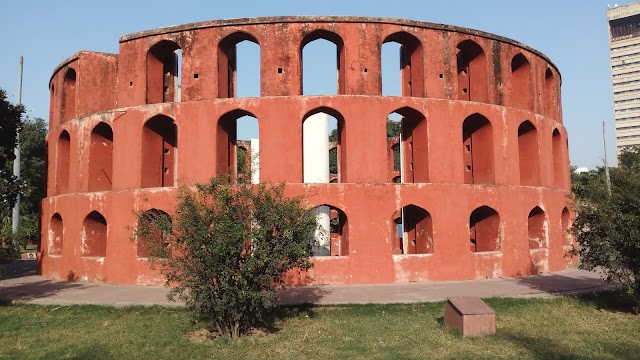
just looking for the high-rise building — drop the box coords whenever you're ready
[607,2,640,154]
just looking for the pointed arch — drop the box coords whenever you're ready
[301,30,345,95]
[310,204,348,256]
[518,120,540,186]
[141,115,177,188]
[389,107,428,183]
[469,206,501,252]
[217,32,260,98]
[302,107,346,182]
[511,53,531,109]
[146,40,181,104]
[528,206,547,249]
[82,211,107,257]
[392,204,433,255]
[382,32,424,97]
[462,113,494,184]
[552,129,564,188]
[56,130,71,194]
[49,213,63,255]
[137,209,172,258]
[561,207,572,245]
[88,122,113,191]
[216,109,259,183]
[457,40,487,102]
[544,68,557,117]
[62,67,77,121]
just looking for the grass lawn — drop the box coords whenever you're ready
[0,292,639,359]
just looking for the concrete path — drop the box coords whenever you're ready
[0,260,616,307]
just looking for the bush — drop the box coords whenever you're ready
[135,177,318,337]
[573,146,640,311]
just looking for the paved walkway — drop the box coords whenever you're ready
[0,260,616,307]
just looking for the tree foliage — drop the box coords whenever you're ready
[135,177,318,337]
[572,145,640,310]
[0,88,24,262]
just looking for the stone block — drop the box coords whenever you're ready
[444,296,496,336]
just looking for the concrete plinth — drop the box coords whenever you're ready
[444,296,496,336]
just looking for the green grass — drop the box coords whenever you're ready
[1,292,639,359]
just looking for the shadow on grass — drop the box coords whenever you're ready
[574,290,638,314]
[499,330,640,360]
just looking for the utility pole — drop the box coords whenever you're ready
[12,56,23,234]
[603,121,612,196]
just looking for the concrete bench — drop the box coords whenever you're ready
[444,296,496,336]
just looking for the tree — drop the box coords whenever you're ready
[14,118,47,247]
[573,145,640,310]
[0,88,24,262]
[135,176,318,337]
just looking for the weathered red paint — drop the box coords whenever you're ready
[40,17,576,285]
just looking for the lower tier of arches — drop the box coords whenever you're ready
[38,183,577,285]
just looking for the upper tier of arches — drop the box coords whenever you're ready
[48,17,562,129]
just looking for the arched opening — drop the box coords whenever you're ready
[49,213,63,255]
[544,68,556,117]
[301,30,344,95]
[552,129,563,188]
[311,205,348,256]
[216,110,259,183]
[470,206,501,252]
[49,84,55,121]
[511,53,531,109]
[389,139,401,182]
[457,40,487,102]
[303,111,338,184]
[82,211,107,257]
[392,205,433,255]
[561,207,572,245]
[218,32,260,98]
[146,40,182,104]
[141,115,177,188]
[303,108,345,183]
[518,120,540,186]
[56,131,71,194]
[462,113,494,184]
[137,209,172,258]
[382,32,424,97]
[62,68,77,121]
[389,108,428,183]
[88,122,113,191]
[528,206,546,249]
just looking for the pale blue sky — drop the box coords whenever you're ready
[0,0,627,169]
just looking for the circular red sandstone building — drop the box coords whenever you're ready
[40,17,576,285]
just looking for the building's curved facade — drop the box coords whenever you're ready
[40,16,576,285]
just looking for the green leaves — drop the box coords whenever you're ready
[135,176,317,337]
[573,147,640,311]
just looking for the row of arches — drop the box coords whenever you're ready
[51,31,559,124]
[53,107,567,194]
[145,34,556,106]
[47,205,573,258]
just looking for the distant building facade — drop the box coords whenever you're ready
[608,2,640,153]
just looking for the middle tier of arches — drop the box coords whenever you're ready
[47,96,570,197]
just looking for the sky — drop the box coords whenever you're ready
[0,0,629,169]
